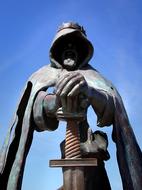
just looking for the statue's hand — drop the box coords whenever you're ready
[43,94,59,116]
[55,72,89,113]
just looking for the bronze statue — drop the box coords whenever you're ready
[0,22,142,190]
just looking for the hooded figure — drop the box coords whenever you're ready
[0,22,142,190]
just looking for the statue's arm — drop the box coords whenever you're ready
[88,87,114,127]
[32,91,59,132]
[54,71,115,127]
[32,72,114,130]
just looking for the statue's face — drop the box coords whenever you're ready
[62,43,78,71]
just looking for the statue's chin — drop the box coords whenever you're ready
[63,59,77,70]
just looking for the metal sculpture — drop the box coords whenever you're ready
[0,22,142,190]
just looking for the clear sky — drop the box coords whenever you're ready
[0,0,142,189]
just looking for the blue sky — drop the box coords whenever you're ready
[0,0,142,189]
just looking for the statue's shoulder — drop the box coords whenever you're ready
[29,64,58,81]
[20,64,60,92]
[80,64,117,95]
[26,64,60,87]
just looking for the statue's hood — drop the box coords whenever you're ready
[49,22,94,69]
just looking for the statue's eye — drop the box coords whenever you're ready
[68,43,72,48]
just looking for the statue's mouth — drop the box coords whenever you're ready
[63,58,77,70]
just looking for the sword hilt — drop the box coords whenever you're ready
[56,107,86,159]
[65,120,81,158]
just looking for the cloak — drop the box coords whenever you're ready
[0,22,142,190]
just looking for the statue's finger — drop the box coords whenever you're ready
[72,96,78,113]
[67,81,84,97]
[60,93,67,111]
[56,72,79,89]
[60,75,83,97]
[66,93,73,112]
[56,73,70,89]
[66,82,84,112]
[56,72,79,94]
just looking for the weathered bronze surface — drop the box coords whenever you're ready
[0,22,142,190]
[50,158,97,167]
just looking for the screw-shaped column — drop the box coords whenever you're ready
[65,120,81,159]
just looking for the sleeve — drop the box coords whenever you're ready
[89,88,114,127]
[33,91,59,132]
